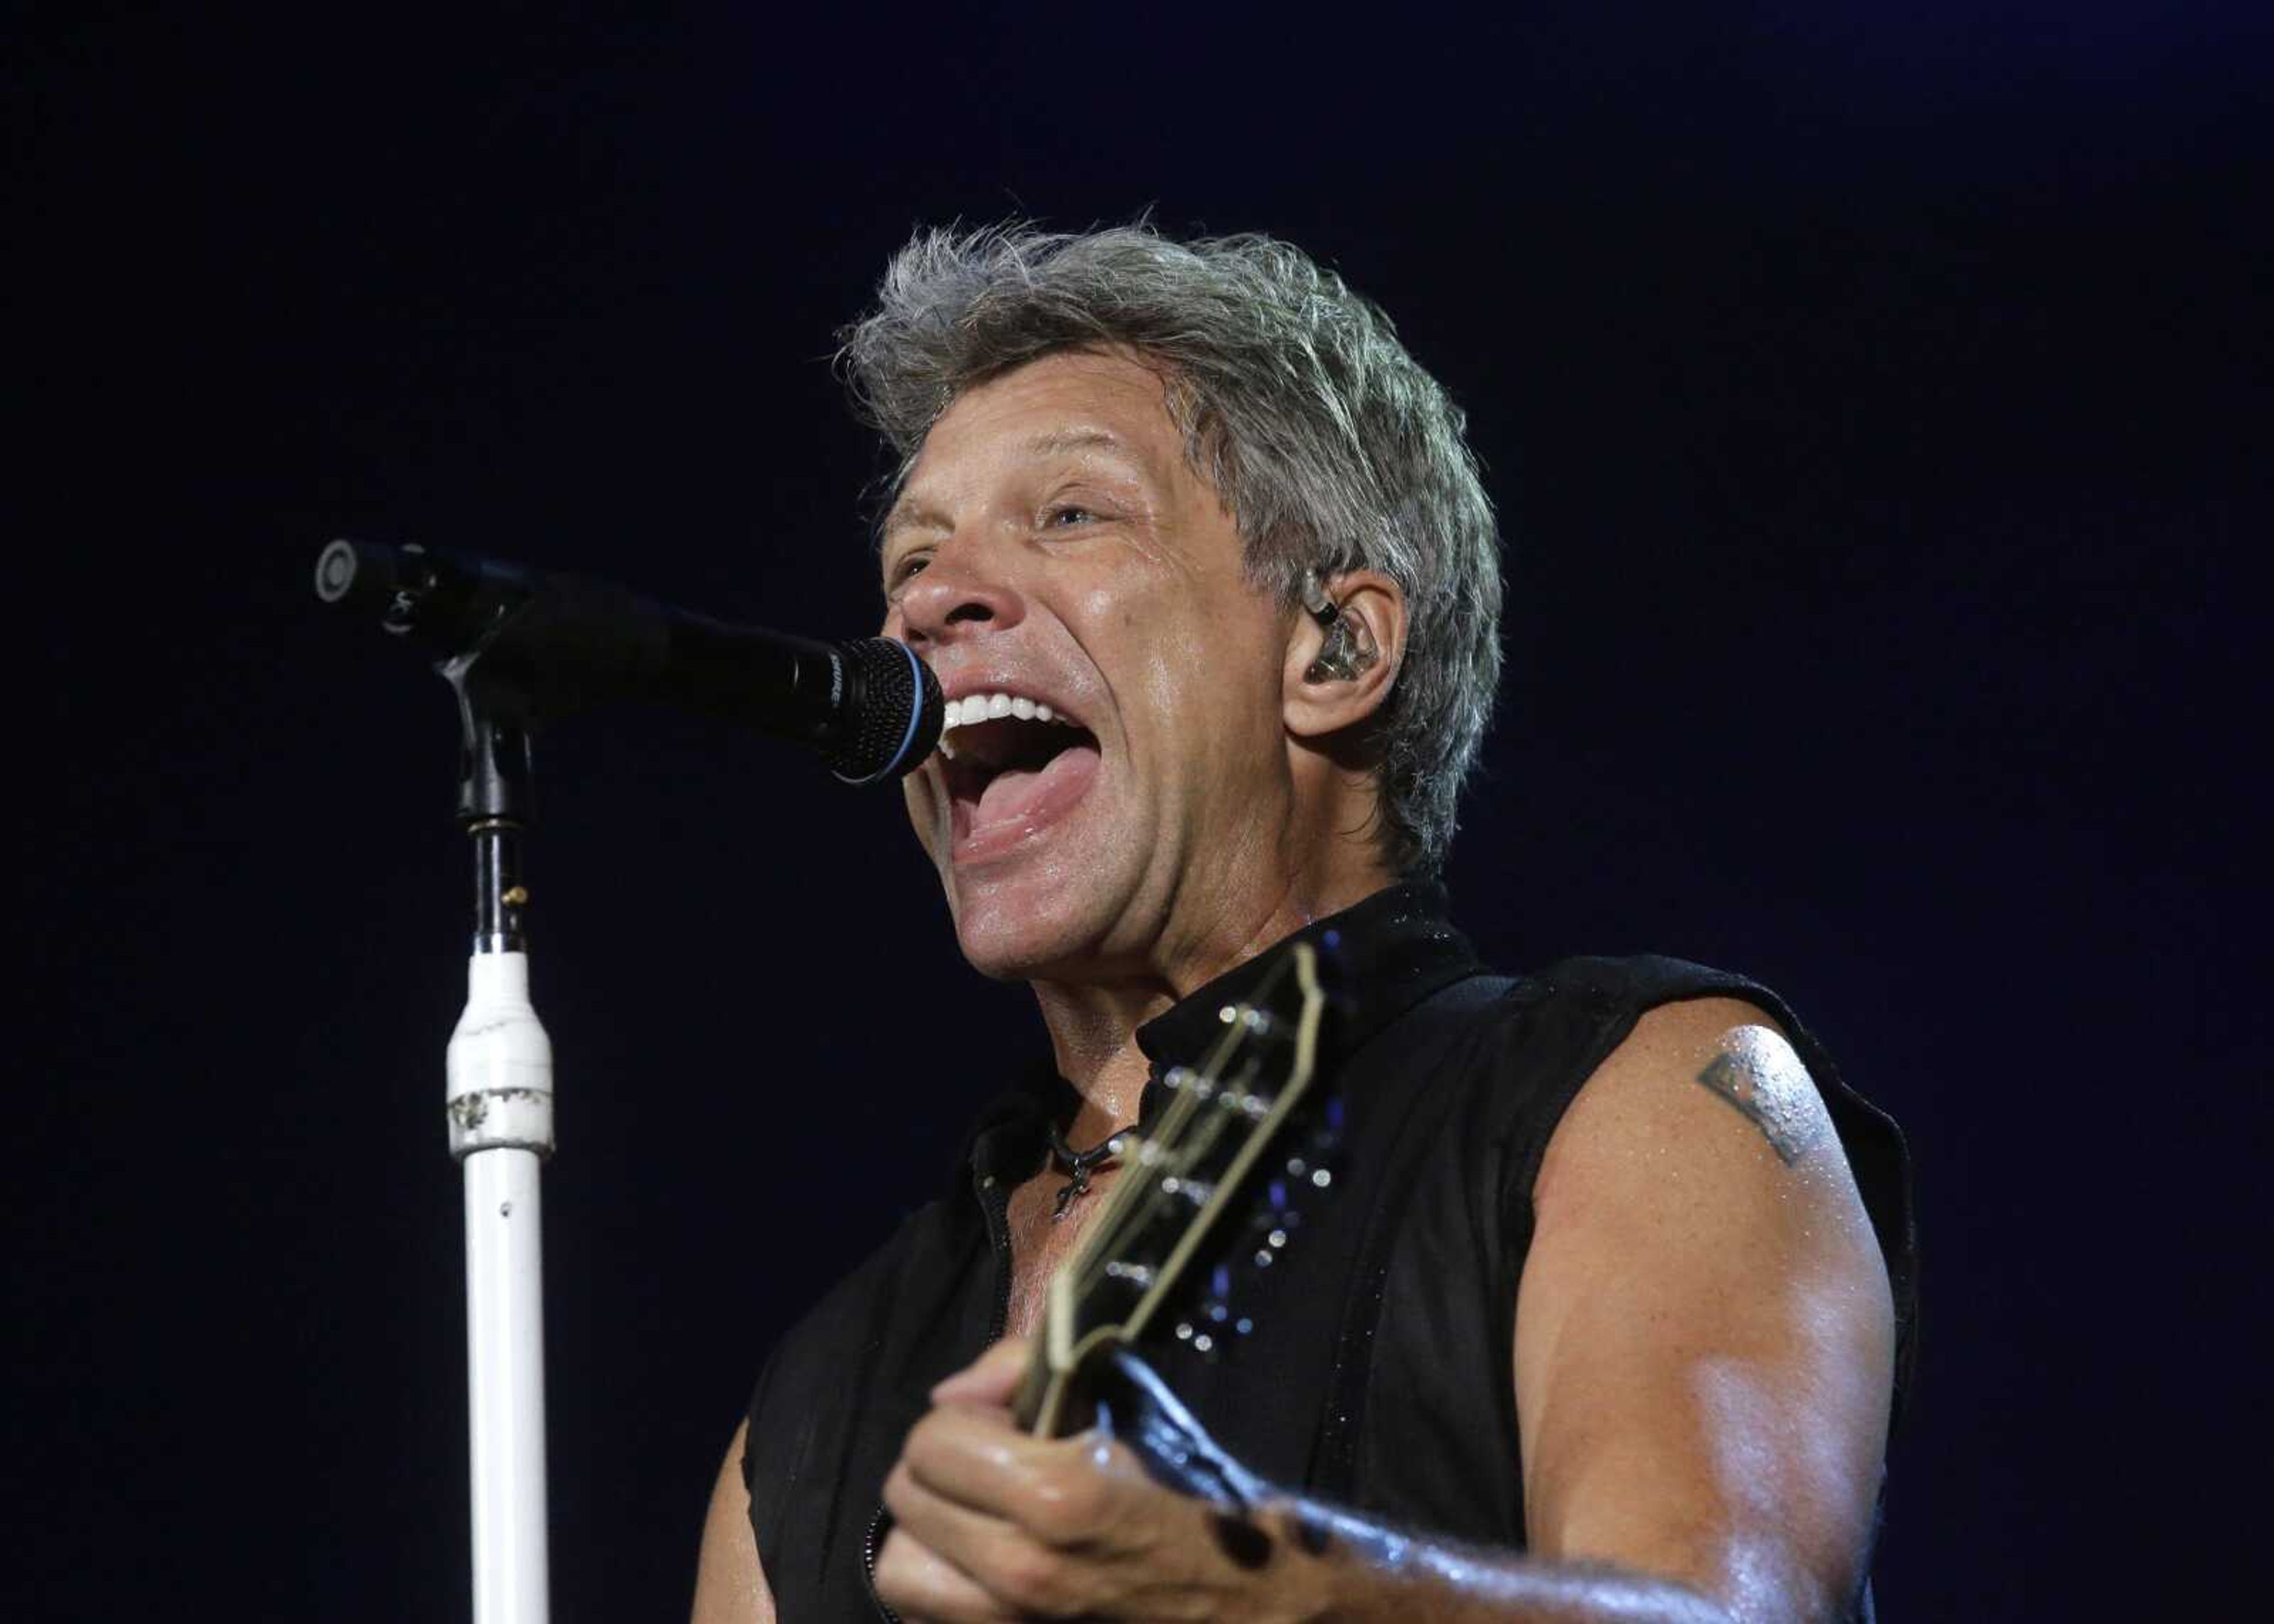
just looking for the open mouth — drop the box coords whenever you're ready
[939,692,1102,857]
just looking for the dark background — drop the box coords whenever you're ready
[9,3,2263,1617]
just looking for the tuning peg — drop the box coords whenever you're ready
[1173,1319,1224,1356]
[1180,1298,1250,1361]
[1283,1155,1334,1189]
[1226,1004,1292,1044]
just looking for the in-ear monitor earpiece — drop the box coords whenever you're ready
[1302,575,1380,684]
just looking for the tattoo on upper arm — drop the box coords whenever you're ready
[1694,1038,1827,1166]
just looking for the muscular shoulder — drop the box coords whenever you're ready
[1514,996,1897,1611]
[1546,996,1832,1174]
[1530,994,1874,1255]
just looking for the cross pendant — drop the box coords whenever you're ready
[1051,1169,1090,1220]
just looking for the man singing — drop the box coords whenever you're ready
[692,224,1915,1623]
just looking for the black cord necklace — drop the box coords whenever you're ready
[1046,1120,1130,1220]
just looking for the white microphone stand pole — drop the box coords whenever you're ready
[444,677,553,1624]
[308,535,942,1623]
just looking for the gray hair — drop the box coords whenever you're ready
[838,221,1503,875]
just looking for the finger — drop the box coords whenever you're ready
[873,1524,1015,1624]
[908,1417,1156,1559]
[901,1404,1136,1542]
[901,1403,1043,1518]
[887,1460,1109,1619]
[887,1446,1032,1565]
[930,1335,1032,1407]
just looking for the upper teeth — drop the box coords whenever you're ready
[941,692,1068,731]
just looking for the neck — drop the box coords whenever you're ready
[1027,862,1396,1143]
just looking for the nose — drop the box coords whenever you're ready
[893,539,1026,649]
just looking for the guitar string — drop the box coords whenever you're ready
[1066,1033,1270,1307]
[1033,948,1324,1441]
[1058,1020,1234,1304]
[1070,1071,1209,1295]
[1070,954,1297,1304]
[1050,950,1307,1354]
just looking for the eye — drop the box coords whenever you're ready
[1043,504,1099,529]
[887,551,931,592]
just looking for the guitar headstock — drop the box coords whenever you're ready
[1015,939,1337,1439]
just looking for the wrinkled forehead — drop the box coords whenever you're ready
[881,350,1197,535]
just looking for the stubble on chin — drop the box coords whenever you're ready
[944,866,1105,986]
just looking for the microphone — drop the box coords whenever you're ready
[313,538,942,784]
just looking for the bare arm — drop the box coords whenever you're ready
[691,1419,775,1624]
[1258,998,1894,1620]
[1507,999,1894,1620]
[875,998,1895,1623]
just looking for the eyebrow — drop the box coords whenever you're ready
[1023,427,1126,459]
[879,427,1146,547]
[879,496,952,548]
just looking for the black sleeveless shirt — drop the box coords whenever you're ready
[741,883,1917,1620]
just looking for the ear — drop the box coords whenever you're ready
[1282,569,1406,742]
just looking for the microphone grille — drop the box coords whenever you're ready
[831,639,943,784]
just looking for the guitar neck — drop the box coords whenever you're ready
[1008,942,1328,1441]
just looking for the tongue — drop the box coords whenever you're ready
[972,741,1098,831]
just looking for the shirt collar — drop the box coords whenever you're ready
[1133,879,1482,1074]
[962,881,1482,1188]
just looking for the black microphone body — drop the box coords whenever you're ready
[314,538,942,784]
